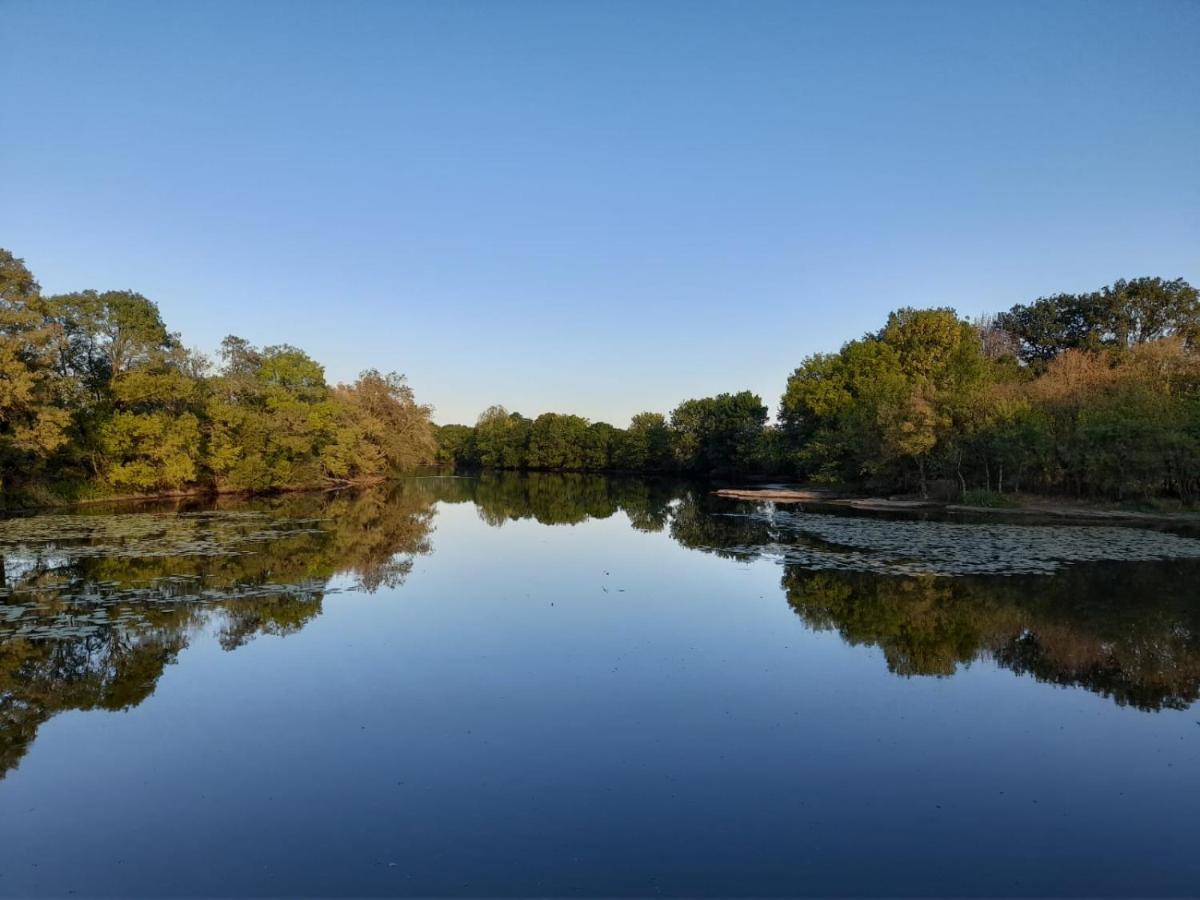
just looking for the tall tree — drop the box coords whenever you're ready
[998,277,1199,365]
[670,391,767,474]
[0,250,71,490]
[321,370,436,482]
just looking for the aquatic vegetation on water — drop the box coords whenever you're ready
[0,488,439,778]
[720,509,1200,576]
[4,475,1200,798]
[0,510,328,562]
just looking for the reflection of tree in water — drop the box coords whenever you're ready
[1,628,189,777]
[415,471,681,531]
[667,487,777,559]
[783,564,1200,710]
[0,483,436,777]
[5,474,1200,778]
[430,475,1200,713]
[643,487,1200,711]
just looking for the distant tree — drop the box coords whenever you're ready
[1098,277,1200,349]
[973,314,1019,362]
[670,391,767,474]
[473,406,530,469]
[526,413,590,469]
[616,411,673,471]
[434,423,476,467]
[581,421,618,470]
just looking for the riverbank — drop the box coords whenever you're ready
[713,487,1200,524]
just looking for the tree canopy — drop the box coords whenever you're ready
[0,248,436,502]
[3,248,1196,504]
[434,276,1200,502]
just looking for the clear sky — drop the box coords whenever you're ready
[3,0,1197,425]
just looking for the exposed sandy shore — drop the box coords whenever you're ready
[713,488,939,510]
[713,488,1200,523]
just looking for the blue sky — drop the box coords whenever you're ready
[3,0,1197,425]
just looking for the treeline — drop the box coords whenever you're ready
[437,276,1200,501]
[436,396,774,476]
[0,249,435,502]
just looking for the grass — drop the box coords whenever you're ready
[959,490,1020,508]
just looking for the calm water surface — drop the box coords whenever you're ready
[2,475,1199,897]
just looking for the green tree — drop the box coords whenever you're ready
[998,277,1199,366]
[581,421,618,470]
[206,339,336,491]
[526,413,589,469]
[100,411,202,492]
[670,391,767,474]
[0,250,71,491]
[473,406,530,469]
[46,289,177,396]
[433,423,477,467]
[615,411,673,471]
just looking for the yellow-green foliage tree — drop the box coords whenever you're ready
[0,251,71,491]
[1,249,439,502]
[320,370,436,483]
[779,284,1200,500]
[99,346,207,493]
[206,338,336,491]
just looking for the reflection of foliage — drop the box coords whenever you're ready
[6,474,1200,783]
[418,474,1200,715]
[1,629,190,776]
[667,488,776,560]
[783,564,1200,709]
[0,484,436,777]
[415,471,680,531]
[785,572,989,676]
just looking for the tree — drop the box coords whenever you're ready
[320,370,436,483]
[101,411,202,492]
[581,421,618,470]
[1099,277,1200,349]
[46,289,177,396]
[615,411,673,471]
[206,340,336,491]
[875,387,943,497]
[526,413,590,469]
[0,250,71,490]
[670,391,767,474]
[998,277,1199,366]
[473,406,530,469]
[434,424,476,467]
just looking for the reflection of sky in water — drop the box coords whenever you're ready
[1,478,1199,897]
